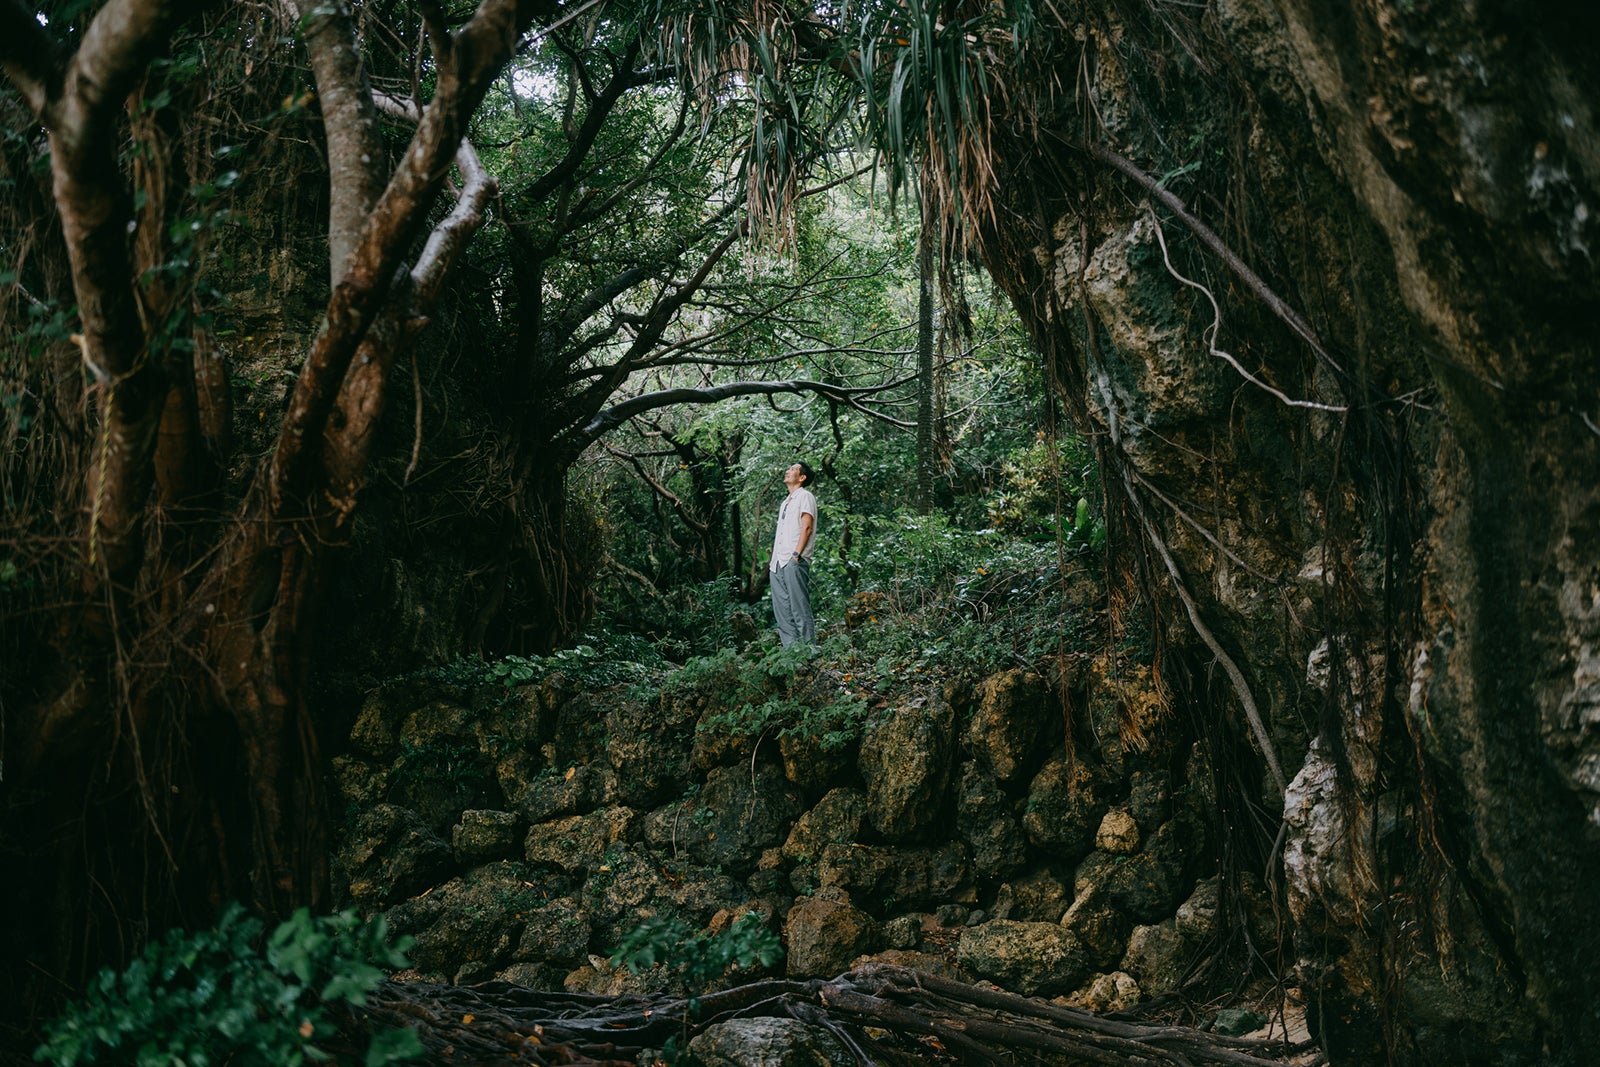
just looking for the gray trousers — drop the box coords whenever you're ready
[770,560,814,646]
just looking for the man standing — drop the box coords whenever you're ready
[769,461,818,646]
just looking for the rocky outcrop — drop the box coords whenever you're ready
[331,653,1220,1021]
[968,3,1600,1062]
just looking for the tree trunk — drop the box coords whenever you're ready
[0,0,543,1019]
[915,209,936,514]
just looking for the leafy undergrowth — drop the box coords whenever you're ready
[36,906,420,1067]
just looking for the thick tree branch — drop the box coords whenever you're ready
[33,0,217,585]
[519,35,643,208]
[548,226,746,436]
[287,0,386,286]
[318,97,499,515]
[544,197,745,362]
[270,0,553,516]
[600,440,709,535]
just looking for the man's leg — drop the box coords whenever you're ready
[792,560,814,643]
[771,565,798,646]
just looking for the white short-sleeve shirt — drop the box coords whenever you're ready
[770,486,818,571]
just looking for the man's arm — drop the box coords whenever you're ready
[794,512,814,559]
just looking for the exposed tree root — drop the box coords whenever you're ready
[337,964,1322,1066]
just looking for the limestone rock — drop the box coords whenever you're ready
[852,949,968,982]
[784,897,879,978]
[513,763,621,824]
[494,961,569,989]
[349,689,406,757]
[956,763,1028,877]
[882,914,921,950]
[563,956,673,996]
[967,670,1054,782]
[1127,770,1171,826]
[524,807,638,872]
[1022,752,1111,861]
[580,848,746,949]
[605,696,694,806]
[335,803,453,909]
[452,809,521,865]
[388,706,502,832]
[782,788,866,866]
[779,729,857,800]
[956,919,1088,996]
[1282,739,1353,925]
[1120,919,1194,997]
[858,691,957,840]
[547,692,612,766]
[1095,809,1140,854]
[1061,893,1130,971]
[385,862,544,981]
[992,868,1072,923]
[689,1017,853,1067]
[1176,876,1220,941]
[331,755,389,807]
[816,841,971,914]
[398,700,473,749]
[1074,817,1198,925]
[1062,971,1141,1014]
[512,897,591,966]
[669,763,802,875]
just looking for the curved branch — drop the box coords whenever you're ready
[1148,208,1345,413]
[1132,476,1287,796]
[39,0,217,584]
[577,375,915,447]
[373,91,500,305]
[270,0,552,516]
[321,109,498,512]
[600,440,709,535]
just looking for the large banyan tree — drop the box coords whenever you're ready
[1,0,560,1016]
[3,0,1599,1063]
[0,0,905,1030]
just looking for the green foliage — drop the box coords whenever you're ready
[700,689,869,753]
[664,640,870,751]
[388,737,491,793]
[407,632,666,693]
[611,912,781,992]
[35,904,421,1067]
[593,580,751,663]
[610,912,782,1066]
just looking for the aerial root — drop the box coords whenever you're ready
[334,963,1322,1066]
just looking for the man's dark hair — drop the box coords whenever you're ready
[796,461,815,486]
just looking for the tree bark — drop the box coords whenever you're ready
[916,206,936,513]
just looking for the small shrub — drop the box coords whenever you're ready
[664,641,869,752]
[610,912,783,1066]
[610,912,781,995]
[402,632,665,694]
[35,904,420,1067]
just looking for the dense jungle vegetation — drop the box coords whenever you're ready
[4,0,1598,1063]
